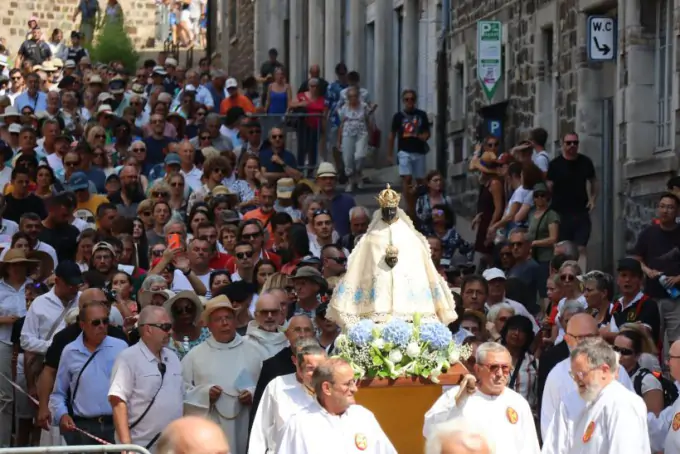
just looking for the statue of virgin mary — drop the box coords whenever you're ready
[327,185,457,328]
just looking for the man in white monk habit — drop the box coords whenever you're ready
[647,339,680,452]
[244,291,289,359]
[540,313,634,439]
[542,338,649,453]
[182,296,264,454]
[423,342,540,454]
[248,338,327,453]
[275,358,396,454]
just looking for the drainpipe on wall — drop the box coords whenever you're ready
[436,0,452,175]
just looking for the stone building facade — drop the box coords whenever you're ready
[213,0,254,82]
[446,0,677,271]
[0,0,158,56]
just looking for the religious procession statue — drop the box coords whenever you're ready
[327,184,457,328]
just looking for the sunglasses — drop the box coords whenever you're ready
[613,346,634,356]
[151,249,165,257]
[65,161,80,167]
[131,147,146,153]
[560,274,576,283]
[173,304,195,315]
[480,363,511,375]
[486,142,499,148]
[200,135,211,140]
[90,317,110,327]
[565,140,579,146]
[152,191,168,197]
[241,232,261,240]
[257,308,281,316]
[94,134,106,139]
[212,168,225,174]
[144,322,172,332]
[533,192,547,198]
[151,120,164,124]
[313,208,331,217]
[236,251,254,259]
[271,134,284,139]
[171,182,183,187]
[403,96,415,102]
[328,257,347,265]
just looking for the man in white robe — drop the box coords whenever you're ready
[424,417,494,454]
[248,338,327,453]
[423,342,540,454]
[540,313,634,439]
[276,358,396,454]
[182,296,264,454]
[244,291,289,359]
[647,339,680,451]
[542,338,650,454]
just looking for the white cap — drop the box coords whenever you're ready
[64,59,76,68]
[226,77,238,89]
[8,124,22,134]
[165,57,178,67]
[97,92,114,102]
[482,267,506,281]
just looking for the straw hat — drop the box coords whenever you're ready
[0,249,38,275]
[138,289,175,308]
[163,290,203,325]
[202,294,235,324]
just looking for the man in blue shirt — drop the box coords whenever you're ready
[205,70,227,113]
[259,127,302,182]
[50,289,128,445]
[315,162,355,237]
[15,73,47,113]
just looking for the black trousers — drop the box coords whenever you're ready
[63,416,115,446]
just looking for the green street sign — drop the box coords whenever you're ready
[477,21,503,101]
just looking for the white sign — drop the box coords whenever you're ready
[476,21,502,101]
[588,16,616,61]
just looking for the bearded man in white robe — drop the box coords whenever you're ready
[249,338,327,453]
[182,296,265,454]
[542,338,649,454]
[276,358,396,454]
[540,313,634,438]
[244,291,289,359]
[423,342,540,454]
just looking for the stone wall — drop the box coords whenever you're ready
[226,0,255,83]
[1,0,159,58]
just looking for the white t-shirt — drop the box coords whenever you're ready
[505,186,533,215]
[532,150,550,172]
[631,367,663,395]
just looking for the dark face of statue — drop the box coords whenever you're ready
[381,207,397,223]
[385,255,398,268]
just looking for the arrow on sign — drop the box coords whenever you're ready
[593,37,611,55]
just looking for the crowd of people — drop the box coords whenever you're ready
[0,12,679,453]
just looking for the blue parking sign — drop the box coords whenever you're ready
[486,119,502,138]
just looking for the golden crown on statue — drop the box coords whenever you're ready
[377,184,401,208]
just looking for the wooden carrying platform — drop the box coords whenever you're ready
[355,363,467,454]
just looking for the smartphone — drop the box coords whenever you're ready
[167,233,182,250]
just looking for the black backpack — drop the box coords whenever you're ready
[633,368,679,408]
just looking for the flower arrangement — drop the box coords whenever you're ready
[335,314,472,383]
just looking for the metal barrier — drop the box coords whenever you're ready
[163,41,180,62]
[0,445,151,454]
[246,112,325,177]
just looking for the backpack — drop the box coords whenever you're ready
[633,368,679,408]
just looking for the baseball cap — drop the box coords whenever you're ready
[482,267,506,281]
[93,242,116,255]
[164,153,181,166]
[88,75,103,85]
[97,92,114,103]
[165,57,178,67]
[8,124,21,134]
[108,76,126,94]
[315,162,337,178]
[64,59,76,69]
[617,258,643,276]
[220,210,240,224]
[226,78,238,89]
[67,171,90,191]
[55,261,83,286]
[277,178,295,199]
[152,65,167,76]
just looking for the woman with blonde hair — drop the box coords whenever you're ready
[86,125,107,149]
[187,156,232,212]
[620,323,661,372]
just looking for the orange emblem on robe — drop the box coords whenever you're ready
[673,413,680,431]
[355,434,367,451]
[506,407,518,424]
[583,421,596,442]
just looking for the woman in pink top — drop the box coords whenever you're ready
[291,78,327,175]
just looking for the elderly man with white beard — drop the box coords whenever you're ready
[542,338,649,453]
[244,291,289,358]
[182,296,264,454]
[540,313,634,439]
[248,338,327,453]
[423,342,540,454]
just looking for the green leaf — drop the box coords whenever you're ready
[372,356,383,366]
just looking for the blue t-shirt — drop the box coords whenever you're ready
[83,167,107,194]
[259,148,298,173]
[144,136,176,166]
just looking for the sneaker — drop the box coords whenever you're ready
[345,182,354,193]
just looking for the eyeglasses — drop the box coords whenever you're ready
[257,308,281,316]
[236,251,254,259]
[289,326,314,334]
[152,191,168,198]
[143,322,172,332]
[241,232,261,240]
[90,317,110,327]
[479,363,511,375]
[131,147,146,153]
[560,274,576,282]
[271,134,284,139]
[569,366,600,382]
[564,140,579,146]
[612,346,635,356]
[565,332,597,342]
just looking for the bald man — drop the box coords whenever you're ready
[37,288,129,429]
[425,418,493,454]
[249,315,315,432]
[243,291,288,358]
[649,339,680,451]
[540,313,634,438]
[157,416,230,454]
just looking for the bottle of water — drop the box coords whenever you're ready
[182,336,190,353]
[659,275,680,299]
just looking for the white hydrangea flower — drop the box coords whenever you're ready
[448,350,461,364]
[406,342,420,358]
[388,349,403,364]
[335,334,347,348]
[372,338,386,350]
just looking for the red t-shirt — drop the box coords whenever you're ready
[209,252,231,270]
[297,93,325,129]
[224,250,282,273]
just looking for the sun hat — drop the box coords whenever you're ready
[202,294,236,324]
[315,162,337,178]
[163,290,203,324]
[139,289,175,308]
[0,249,38,275]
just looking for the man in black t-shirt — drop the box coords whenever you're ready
[38,193,80,262]
[546,132,597,268]
[16,27,51,68]
[387,89,431,214]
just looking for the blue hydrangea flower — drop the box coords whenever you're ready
[381,319,413,347]
[419,322,453,351]
[348,319,375,347]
